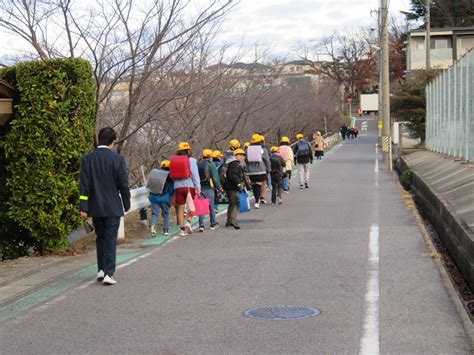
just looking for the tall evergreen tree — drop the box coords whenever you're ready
[408,0,474,27]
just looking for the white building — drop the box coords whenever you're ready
[406,27,474,71]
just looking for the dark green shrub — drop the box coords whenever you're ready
[400,169,413,191]
[0,58,95,255]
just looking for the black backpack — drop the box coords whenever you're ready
[297,141,310,157]
[218,162,229,186]
[198,160,211,184]
[271,154,284,172]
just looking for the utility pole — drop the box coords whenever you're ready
[425,0,431,71]
[376,6,383,145]
[381,0,392,171]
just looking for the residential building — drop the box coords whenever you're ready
[406,27,474,71]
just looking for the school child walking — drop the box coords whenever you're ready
[293,133,313,189]
[198,149,221,232]
[245,134,271,209]
[148,160,174,237]
[223,149,247,229]
[269,146,285,205]
[169,142,201,237]
[279,136,294,192]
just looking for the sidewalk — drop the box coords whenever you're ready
[1,142,343,308]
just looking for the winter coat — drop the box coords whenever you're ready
[278,145,294,171]
[313,135,325,152]
[199,158,221,190]
[245,143,271,176]
[223,157,245,192]
[270,153,286,173]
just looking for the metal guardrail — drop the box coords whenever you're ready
[118,133,341,239]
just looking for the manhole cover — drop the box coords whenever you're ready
[243,305,321,321]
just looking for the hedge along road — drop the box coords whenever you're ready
[1,127,471,353]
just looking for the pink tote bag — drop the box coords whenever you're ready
[191,194,210,216]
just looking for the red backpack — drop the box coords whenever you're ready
[169,156,191,179]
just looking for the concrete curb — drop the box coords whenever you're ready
[399,181,474,348]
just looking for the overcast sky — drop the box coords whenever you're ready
[0,0,412,63]
[214,0,412,61]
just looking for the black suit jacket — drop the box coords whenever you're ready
[79,147,131,217]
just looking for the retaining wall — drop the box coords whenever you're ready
[398,150,474,289]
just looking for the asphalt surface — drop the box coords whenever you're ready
[1,118,471,354]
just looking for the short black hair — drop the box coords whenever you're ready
[98,127,117,146]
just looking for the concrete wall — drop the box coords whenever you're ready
[398,150,474,289]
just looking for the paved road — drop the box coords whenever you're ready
[1,122,471,354]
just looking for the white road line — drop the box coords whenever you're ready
[360,224,380,355]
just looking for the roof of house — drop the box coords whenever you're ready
[0,80,15,98]
[410,26,474,34]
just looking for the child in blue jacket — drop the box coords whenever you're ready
[149,160,175,236]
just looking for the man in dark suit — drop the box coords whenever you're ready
[79,127,131,285]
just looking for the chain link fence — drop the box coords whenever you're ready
[426,49,474,161]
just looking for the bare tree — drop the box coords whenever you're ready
[1,0,342,186]
[300,29,377,99]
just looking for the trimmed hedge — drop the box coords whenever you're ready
[0,58,95,256]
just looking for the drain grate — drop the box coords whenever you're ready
[243,305,321,321]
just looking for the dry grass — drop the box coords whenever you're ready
[67,209,159,255]
[399,184,433,246]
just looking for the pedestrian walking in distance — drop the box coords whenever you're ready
[313,131,325,160]
[340,123,348,141]
[293,133,313,189]
[223,148,247,229]
[79,127,131,285]
[269,146,285,205]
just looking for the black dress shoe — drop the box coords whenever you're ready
[225,222,232,227]
[232,223,241,230]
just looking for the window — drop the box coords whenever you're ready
[414,38,424,50]
[430,37,452,49]
[459,35,474,54]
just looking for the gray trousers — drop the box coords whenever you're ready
[297,163,311,185]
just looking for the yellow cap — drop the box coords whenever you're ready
[160,160,170,169]
[229,139,240,149]
[178,142,191,151]
[243,142,250,149]
[212,150,223,159]
[280,136,290,144]
[251,133,262,144]
[296,133,304,140]
[202,149,213,158]
[260,135,265,141]
[233,148,246,156]
[270,146,279,153]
